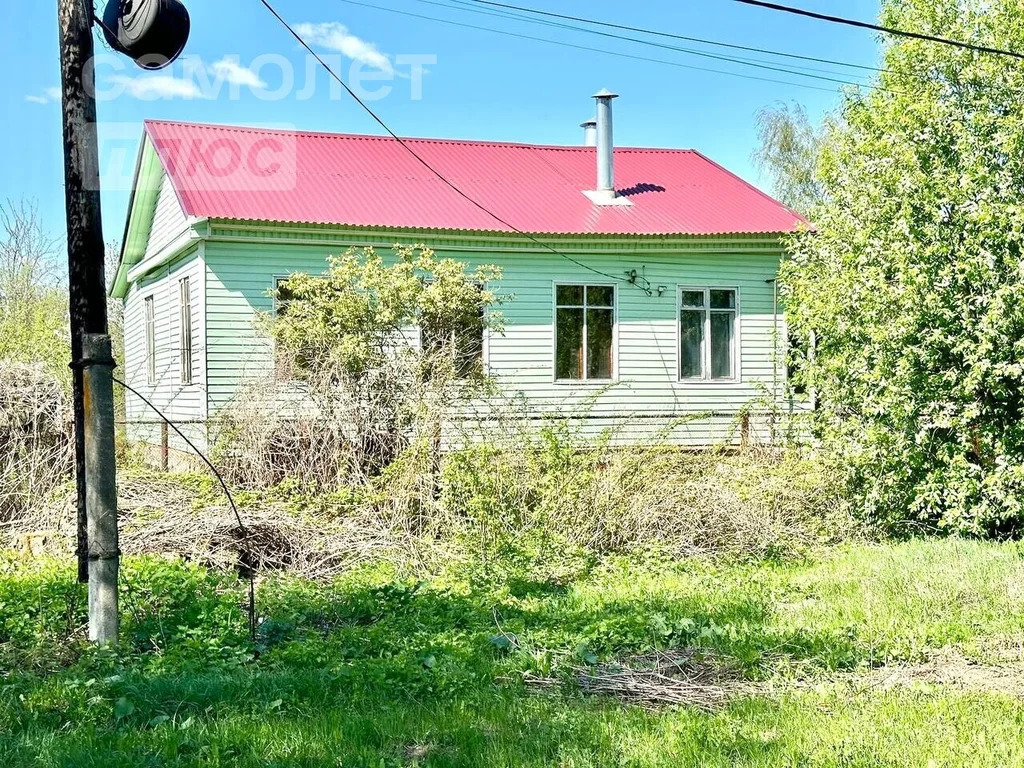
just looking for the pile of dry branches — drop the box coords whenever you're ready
[8,469,428,581]
[527,649,757,712]
[0,363,72,523]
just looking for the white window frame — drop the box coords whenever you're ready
[144,294,156,386]
[552,281,618,384]
[178,276,193,385]
[677,285,741,383]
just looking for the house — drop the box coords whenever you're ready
[110,92,806,455]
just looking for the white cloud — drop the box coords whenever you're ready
[209,57,267,88]
[25,87,61,105]
[109,74,206,100]
[293,22,392,72]
[105,58,266,100]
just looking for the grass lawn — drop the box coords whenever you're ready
[2,538,1024,766]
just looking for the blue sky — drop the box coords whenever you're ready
[0,0,881,248]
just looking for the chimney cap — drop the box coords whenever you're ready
[580,118,597,128]
[593,88,619,99]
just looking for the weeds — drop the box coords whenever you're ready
[442,431,851,564]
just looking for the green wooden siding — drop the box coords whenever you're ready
[122,245,209,452]
[200,224,789,445]
[145,173,190,261]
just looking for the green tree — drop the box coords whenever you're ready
[752,101,828,215]
[782,0,1024,535]
[0,201,69,387]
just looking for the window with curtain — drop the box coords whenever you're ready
[679,287,738,381]
[555,284,615,381]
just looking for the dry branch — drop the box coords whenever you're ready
[0,364,72,523]
[527,649,758,712]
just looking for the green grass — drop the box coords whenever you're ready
[2,538,1024,766]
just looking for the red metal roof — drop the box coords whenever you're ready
[144,120,806,237]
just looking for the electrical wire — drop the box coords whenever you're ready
[434,0,873,80]
[345,0,889,91]
[732,0,1024,61]
[257,0,638,289]
[469,0,888,73]
[336,0,870,95]
[113,375,257,641]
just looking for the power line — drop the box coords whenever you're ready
[733,0,1024,61]
[337,0,874,95]
[439,0,868,79]
[469,0,886,73]
[257,0,642,291]
[373,0,884,90]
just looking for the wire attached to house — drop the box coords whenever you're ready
[113,376,257,642]
[732,0,1024,61]
[467,0,888,74]
[257,0,648,290]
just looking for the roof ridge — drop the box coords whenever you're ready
[142,119,698,154]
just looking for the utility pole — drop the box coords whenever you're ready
[58,0,119,644]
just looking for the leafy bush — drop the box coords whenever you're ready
[783,0,1024,536]
[213,244,503,489]
[0,203,74,524]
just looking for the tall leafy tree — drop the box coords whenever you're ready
[0,201,69,388]
[783,0,1024,535]
[753,101,828,215]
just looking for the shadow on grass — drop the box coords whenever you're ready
[0,565,869,767]
[250,575,864,675]
[2,666,817,768]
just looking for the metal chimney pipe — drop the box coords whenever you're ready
[593,88,618,192]
[580,118,597,147]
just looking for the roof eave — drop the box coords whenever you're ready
[110,133,163,298]
[204,217,798,241]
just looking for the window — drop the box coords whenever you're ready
[420,302,485,378]
[786,330,805,395]
[144,295,156,385]
[555,284,615,381]
[679,287,738,381]
[273,276,295,317]
[179,277,192,385]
